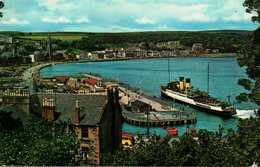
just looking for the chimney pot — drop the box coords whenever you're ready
[74,100,80,124]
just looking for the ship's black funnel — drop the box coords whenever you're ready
[186,78,191,83]
[185,78,191,92]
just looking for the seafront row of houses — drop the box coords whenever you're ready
[0,35,220,66]
[29,43,218,62]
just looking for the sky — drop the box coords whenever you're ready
[0,0,259,32]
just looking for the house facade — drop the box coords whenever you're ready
[34,86,122,165]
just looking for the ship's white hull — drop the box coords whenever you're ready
[161,88,235,116]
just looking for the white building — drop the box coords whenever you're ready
[29,54,35,63]
[192,43,203,52]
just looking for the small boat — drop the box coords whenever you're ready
[167,127,178,137]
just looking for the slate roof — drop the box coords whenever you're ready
[37,93,107,126]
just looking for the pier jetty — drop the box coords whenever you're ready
[119,86,176,112]
[119,85,197,127]
[123,110,197,127]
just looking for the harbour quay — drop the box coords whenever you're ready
[122,110,197,127]
[119,83,197,127]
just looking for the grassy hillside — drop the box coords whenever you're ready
[0,30,251,52]
[0,30,248,42]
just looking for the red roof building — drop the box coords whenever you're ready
[84,78,98,86]
[55,76,69,83]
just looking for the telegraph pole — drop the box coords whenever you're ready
[48,34,52,62]
[11,36,15,57]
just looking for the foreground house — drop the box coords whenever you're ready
[32,87,122,165]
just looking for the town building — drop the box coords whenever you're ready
[191,43,205,55]
[0,89,30,113]
[192,43,203,52]
[32,87,122,165]
[29,54,35,63]
[67,78,78,90]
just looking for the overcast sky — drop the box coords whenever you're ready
[0,0,258,32]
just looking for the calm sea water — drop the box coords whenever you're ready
[41,57,257,136]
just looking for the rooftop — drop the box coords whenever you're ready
[36,93,107,126]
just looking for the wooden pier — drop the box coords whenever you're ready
[122,110,197,127]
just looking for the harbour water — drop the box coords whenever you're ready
[41,56,258,136]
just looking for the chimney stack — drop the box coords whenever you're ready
[42,97,55,122]
[114,87,120,105]
[185,78,191,95]
[74,100,80,124]
[107,86,114,105]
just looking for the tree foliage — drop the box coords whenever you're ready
[238,78,254,91]
[0,1,4,18]
[0,115,79,166]
[16,30,249,53]
[102,118,260,166]
[243,0,260,23]
[237,0,260,105]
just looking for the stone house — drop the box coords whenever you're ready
[67,78,78,90]
[33,87,122,165]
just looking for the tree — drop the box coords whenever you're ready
[102,128,259,166]
[0,1,4,18]
[243,0,260,23]
[237,0,260,105]
[0,114,80,166]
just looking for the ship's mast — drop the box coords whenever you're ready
[207,63,210,94]
[168,56,171,83]
[145,110,150,136]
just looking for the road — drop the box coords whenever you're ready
[119,86,178,112]
[22,63,51,93]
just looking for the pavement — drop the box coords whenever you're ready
[119,86,178,112]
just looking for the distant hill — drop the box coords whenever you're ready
[0,30,251,41]
[0,30,250,52]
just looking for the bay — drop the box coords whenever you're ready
[41,56,257,136]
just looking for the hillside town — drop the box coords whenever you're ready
[0,31,258,165]
[0,34,225,67]
[0,0,260,166]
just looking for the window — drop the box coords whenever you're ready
[81,127,88,138]
[82,146,88,152]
